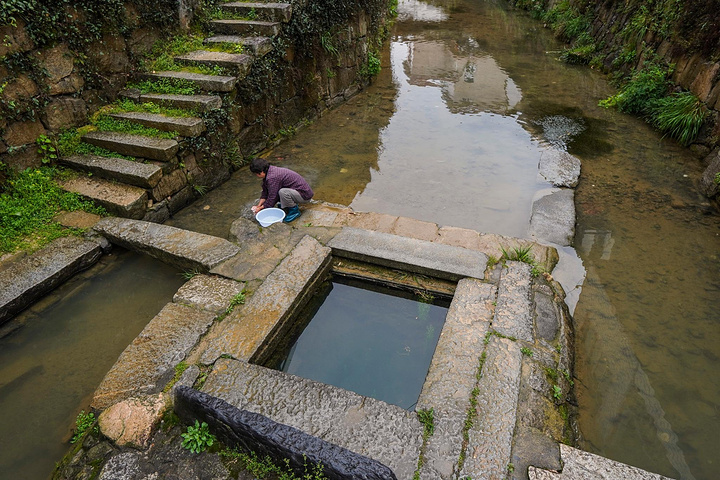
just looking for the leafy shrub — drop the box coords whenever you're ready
[650,91,708,146]
[599,62,669,115]
[181,420,216,454]
[542,1,589,43]
[70,410,98,443]
[361,51,381,77]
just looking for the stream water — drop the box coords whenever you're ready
[0,0,717,478]
[0,251,183,479]
[171,1,720,478]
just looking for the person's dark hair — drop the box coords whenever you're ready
[250,158,270,174]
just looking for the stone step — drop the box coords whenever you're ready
[137,93,223,112]
[60,154,163,189]
[221,2,293,22]
[81,131,179,162]
[58,176,148,220]
[174,50,253,77]
[210,19,281,37]
[109,111,205,138]
[204,35,273,57]
[139,71,237,92]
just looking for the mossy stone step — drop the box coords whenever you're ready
[175,50,253,76]
[204,35,273,57]
[140,71,238,92]
[221,2,293,22]
[58,176,148,219]
[60,154,163,189]
[137,93,223,112]
[82,131,179,162]
[210,19,281,37]
[109,111,205,138]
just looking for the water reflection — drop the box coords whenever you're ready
[397,0,449,22]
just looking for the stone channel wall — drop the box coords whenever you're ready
[0,0,392,212]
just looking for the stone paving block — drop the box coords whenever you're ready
[300,204,340,227]
[494,261,534,342]
[437,226,482,250]
[93,217,240,272]
[92,302,216,410]
[459,336,523,480]
[173,274,245,314]
[391,216,439,242]
[200,235,331,364]
[211,244,285,282]
[202,359,422,480]
[344,212,398,232]
[0,236,102,325]
[417,279,496,479]
[528,444,675,480]
[328,227,487,281]
[539,149,581,188]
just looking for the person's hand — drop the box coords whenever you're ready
[251,205,262,214]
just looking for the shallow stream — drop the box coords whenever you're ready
[172,1,720,478]
[0,0,718,479]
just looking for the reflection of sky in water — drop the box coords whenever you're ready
[351,40,547,238]
[397,0,449,22]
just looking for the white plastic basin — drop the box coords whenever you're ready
[255,207,285,227]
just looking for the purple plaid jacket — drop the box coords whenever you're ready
[261,166,314,208]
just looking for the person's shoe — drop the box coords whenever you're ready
[283,205,301,223]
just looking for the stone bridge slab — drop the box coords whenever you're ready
[92,302,216,410]
[201,358,422,480]
[199,235,331,364]
[417,279,497,479]
[328,227,487,281]
[93,217,240,271]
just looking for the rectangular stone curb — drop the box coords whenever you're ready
[528,444,676,480]
[200,235,331,364]
[328,227,487,281]
[140,71,238,92]
[0,236,102,325]
[109,112,205,138]
[175,386,397,480]
[82,130,179,162]
[139,93,223,112]
[91,302,216,410]
[493,261,534,342]
[459,336,523,480]
[93,217,240,272]
[417,279,497,479]
[201,359,422,480]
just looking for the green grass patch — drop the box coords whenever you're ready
[0,166,105,253]
[649,91,708,146]
[542,1,590,43]
[107,99,198,118]
[93,115,178,139]
[127,78,199,96]
[57,128,135,160]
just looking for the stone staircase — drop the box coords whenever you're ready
[58,0,293,220]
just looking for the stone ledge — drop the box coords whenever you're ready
[529,444,675,480]
[328,227,487,281]
[0,236,102,325]
[200,359,422,480]
[175,386,397,480]
[93,217,240,271]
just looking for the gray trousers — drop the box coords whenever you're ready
[278,188,308,208]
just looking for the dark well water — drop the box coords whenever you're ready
[0,250,184,479]
[170,1,720,478]
[265,277,449,410]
